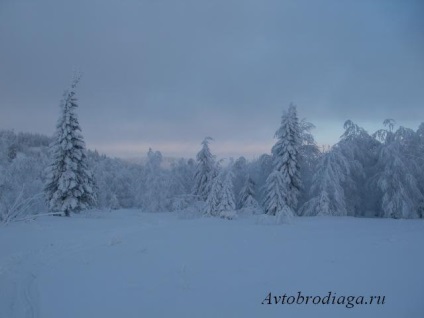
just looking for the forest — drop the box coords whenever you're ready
[1,82,423,224]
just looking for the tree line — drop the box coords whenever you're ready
[1,80,423,223]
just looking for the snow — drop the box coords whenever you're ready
[1,210,423,318]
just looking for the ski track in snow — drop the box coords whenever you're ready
[0,211,161,318]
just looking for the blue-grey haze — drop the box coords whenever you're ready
[1,0,423,158]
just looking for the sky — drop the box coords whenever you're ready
[1,0,423,159]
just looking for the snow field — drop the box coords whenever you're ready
[0,210,423,318]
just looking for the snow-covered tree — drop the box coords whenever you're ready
[193,137,216,201]
[263,170,294,217]
[371,120,423,218]
[299,146,350,216]
[87,151,140,210]
[218,170,236,213]
[232,156,248,206]
[204,170,224,216]
[139,148,172,212]
[204,167,237,219]
[170,158,195,196]
[339,120,379,216]
[264,104,301,216]
[0,130,17,164]
[0,130,51,223]
[167,158,196,210]
[414,123,424,211]
[298,118,320,208]
[247,154,272,205]
[239,175,259,209]
[0,152,47,223]
[376,144,422,218]
[44,77,96,216]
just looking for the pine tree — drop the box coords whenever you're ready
[264,104,301,216]
[44,77,96,216]
[193,137,216,201]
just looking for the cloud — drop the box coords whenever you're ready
[1,0,423,158]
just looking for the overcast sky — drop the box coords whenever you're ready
[1,0,423,159]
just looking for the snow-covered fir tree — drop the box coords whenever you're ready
[204,169,224,216]
[239,175,259,209]
[264,104,301,217]
[263,170,293,217]
[218,170,236,213]
[204,167,237,219]
[193,137,216,201]
[44,77,96,216]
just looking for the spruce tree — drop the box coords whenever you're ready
[264,104,301,216]
[44,77,96,216]
[204,168,237,218]
[263,170,290,216]
[193,137,216,201]
[204,170,223,216]
[218,170,236,213]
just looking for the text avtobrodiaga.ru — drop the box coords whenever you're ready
[262,291,386,308]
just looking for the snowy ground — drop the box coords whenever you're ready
[0,210,423,318]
